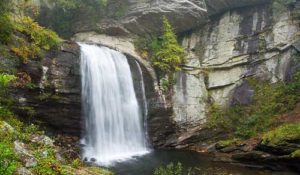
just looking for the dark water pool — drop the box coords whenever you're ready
[107,150,296,175]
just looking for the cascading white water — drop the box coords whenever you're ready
[135,60,150,144]
[79,43,150,166]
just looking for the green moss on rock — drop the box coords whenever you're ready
[216,139,241,149]
[262,122,300,145]
[291,149,300,158]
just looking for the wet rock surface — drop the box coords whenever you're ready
[11,42,82,135]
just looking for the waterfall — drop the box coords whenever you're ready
[135,61,148,118]
[135,60,150,144]
[79,43,149,166]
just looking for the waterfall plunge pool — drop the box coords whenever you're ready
[105,150,296,175]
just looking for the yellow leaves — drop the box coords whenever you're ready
[140,50,149,60]
[11,42,41,64]
[14,16,61,50]
[10,16,61,64]
[11,46,30,63]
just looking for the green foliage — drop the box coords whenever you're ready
[0,141,18,175]
[0,74,16,106]
[207,104,230,129]
[207,71,300,139]
[84,167,114,175]
[291,149,300,158]
[134,35,161,60]
[12,16,61,63]
[0,0,12,12]
[216,139,241,149]
[0,108,22,132]
[0,108,65,175]
[32,148,66,175]
[0,14,13,44]
[15,16,61,50]
[154,162,183,175]
[0,109,18,175]
[0,0,41,44]
[0,0,62,63]
[262,122,300,145]
[0,74,16,89]
[0,106,113,175]
[151,16,185,76]
[135,17,185,91]
[160,76,176,92]
[71,158,82,168]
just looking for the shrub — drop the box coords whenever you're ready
[0,14,13,44]
[0,74,16,89]
[151,16,185,77]
[71,158,82,168]
[12,16,61,63]
[136,16,185,91]
[0,141,18,175]
[207,71,300,139]
[15,16,61,50]
[32,148,65,175]
[154,162,183,175]
[0,74,16,105]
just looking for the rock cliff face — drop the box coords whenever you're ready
[12,42,82,135]
[21,0,300,148]
[117,0,207,35]
[37,0,207,36]
[171,1,300,148]
[205,0,271,16]
[11,40,166,138]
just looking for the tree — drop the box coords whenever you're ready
[151,16,185,90]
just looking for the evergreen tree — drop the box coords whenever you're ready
[153,16,184,74]
[151,16,185,89]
